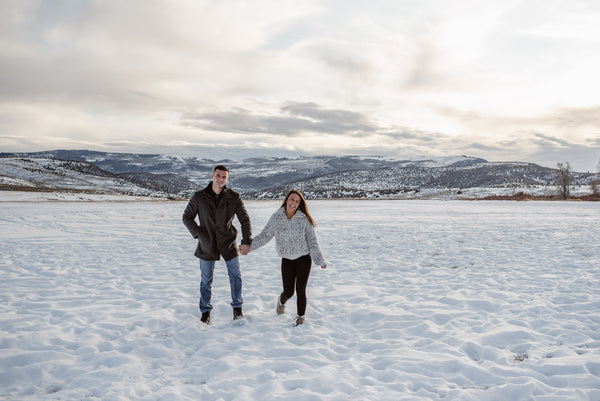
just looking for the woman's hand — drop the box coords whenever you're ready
[238,244,250,255]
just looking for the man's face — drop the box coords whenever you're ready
[211,169,229,189]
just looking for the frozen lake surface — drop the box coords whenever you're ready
[1,198,599,400]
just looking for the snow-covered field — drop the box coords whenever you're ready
[1,194,599,400]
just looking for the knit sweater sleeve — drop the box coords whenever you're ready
[249,211,278,252]
[305,222,326,266]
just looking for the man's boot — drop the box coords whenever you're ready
[201,311,210,324]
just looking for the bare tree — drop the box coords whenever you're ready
[556,162,572,199]
[592,157,600,196]
[592,181,599,196]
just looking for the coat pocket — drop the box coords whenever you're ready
[197,227,209,246]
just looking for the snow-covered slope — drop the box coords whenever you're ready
[1,151,598,199]
[246,161,583,199]
[0,158,171,197]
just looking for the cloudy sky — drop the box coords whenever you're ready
[1,0,600,171]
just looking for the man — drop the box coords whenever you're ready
[182,165,252,324]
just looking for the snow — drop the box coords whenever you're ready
[1,193,599,400]
[0,176,36,188]
[380,185,594,200]
[0,158,160,197]
[0,191,161,202]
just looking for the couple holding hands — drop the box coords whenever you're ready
[182,165,326,327]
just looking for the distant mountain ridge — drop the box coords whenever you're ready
[0,150,597,199]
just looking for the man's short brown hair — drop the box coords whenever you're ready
[213,165,229,173]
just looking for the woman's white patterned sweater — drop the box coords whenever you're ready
[250,207,326,266]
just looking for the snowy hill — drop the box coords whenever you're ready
[1,150,597,199]
[0,157,191,198]
[246,161,586,199]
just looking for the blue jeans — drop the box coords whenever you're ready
[199,257,243,313]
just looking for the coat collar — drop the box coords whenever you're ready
[203,182,229,194]
[279,206,306,220]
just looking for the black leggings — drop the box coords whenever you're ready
[280,254,312,316]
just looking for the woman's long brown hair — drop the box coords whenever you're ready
[281,189,315,226]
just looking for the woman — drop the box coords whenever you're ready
[249,189,326,326]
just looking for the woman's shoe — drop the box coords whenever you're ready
[294,315,305,326]
[276,296,286,315]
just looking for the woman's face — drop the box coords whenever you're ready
[286,193,301,214]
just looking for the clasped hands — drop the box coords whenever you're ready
[238,244,250,255]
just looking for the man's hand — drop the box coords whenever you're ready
[238,244,250,255]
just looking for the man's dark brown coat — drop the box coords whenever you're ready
[182,183,252,261]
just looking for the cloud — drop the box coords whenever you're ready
[532,133,572,148]
[181,102,377,136]
[2,1,600,172]
[435,103,600,143]
[552,106,600,129]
